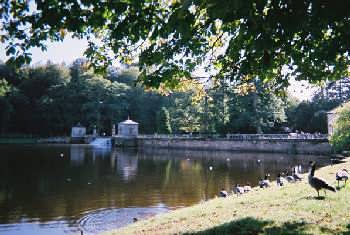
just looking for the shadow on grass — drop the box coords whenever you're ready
[303,195,326,200]
[336,184,347,190]
[340,224,350,235]
[183,217,312,235]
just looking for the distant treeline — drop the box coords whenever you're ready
[0,59,348,136]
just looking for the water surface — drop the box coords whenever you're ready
[0,144,330,234]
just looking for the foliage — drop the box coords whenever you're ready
[313,77,350,102]
[168,91,201,133]
[156,107,172,134]
[0,60,332,136]
[287,100,337,134]
[286,77,350,134]
[330,104,350,152]
[0,62,133,135]
[2,1,350,89]
[0,79,11,97]
[227,91,287,134]
[214,78,288,134]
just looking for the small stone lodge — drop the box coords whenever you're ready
[71,123,86,137]
[71,123,87,143]
[118,118,139,137]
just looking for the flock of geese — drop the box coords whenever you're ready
[219,160,349,198]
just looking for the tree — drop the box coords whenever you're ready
[168,92,201,133]
[2,1,350,89]
[156,107,172,134]
[287,95,340,134]
[227,90,287,134]
[222,78,287,134]
[330,103,350,152]
[314,77,350,102]
[0,79,13,134]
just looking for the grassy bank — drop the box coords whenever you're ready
[102,158,350,235]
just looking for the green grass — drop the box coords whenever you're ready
[102,158,350,235]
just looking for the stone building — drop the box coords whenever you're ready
[70,123,87,144]
[118,118,139,137]
[71,123,86,137]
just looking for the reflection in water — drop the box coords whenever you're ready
[0,144,331,235]
[116,150,138,182]
[70,145,85,166]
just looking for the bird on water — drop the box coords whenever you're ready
[308,161,336,197]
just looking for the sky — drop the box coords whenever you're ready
[0,36,317,100]
[0,37,88,65]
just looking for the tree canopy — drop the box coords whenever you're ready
[2,1,350,89]
[0,60,296,136]
[330,102,350,152]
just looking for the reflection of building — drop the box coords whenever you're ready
[70,145,85,166]
[118,119,139,137]
[116,151,138,182]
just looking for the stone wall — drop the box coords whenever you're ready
[136,137,331,154]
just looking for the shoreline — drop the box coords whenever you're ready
[102,158,350,235]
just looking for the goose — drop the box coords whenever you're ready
[292,168,303,181]
[234,184,245,195]
[259,174,270,188]
[308,161,336,197]
[336,169,349,187]
[285,171,296,183]
[243,183,252,192]
[277,173,284,186]
[219,188,228,197]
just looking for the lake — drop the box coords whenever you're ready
[0,144,330,235]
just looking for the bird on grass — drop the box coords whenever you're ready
[243,183,252,193]
[234,184,245,195]
[277,173,284,187]
[219,188,228,198]
[259,174,270,188]
[336,169,349,187]
[308,161,336,197]
[285,171,296,183]
[292,167,303,181]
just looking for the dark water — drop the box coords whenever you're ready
[0,144,330,235]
